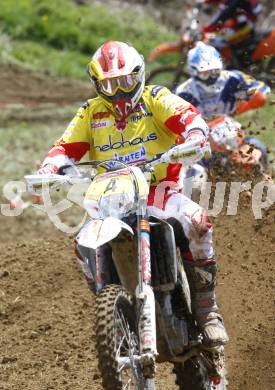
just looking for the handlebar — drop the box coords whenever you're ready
[144,139,210,169]
[25,141,211,195]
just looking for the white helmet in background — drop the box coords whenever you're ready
[187,41,223,87]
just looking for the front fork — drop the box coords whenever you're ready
[136,216,157,376]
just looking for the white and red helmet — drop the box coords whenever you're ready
[87,41,145,118]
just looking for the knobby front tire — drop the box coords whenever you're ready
[96,284,156,390]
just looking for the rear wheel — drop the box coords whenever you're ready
[146,66,188,90]
[173,357,227,390]
[247,56,275,83]
[96,284,156,390]
[265,56,275,79]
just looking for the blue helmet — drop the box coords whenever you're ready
[187,41,223,86]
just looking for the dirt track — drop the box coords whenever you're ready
[0,63,274,389]
[1,203,274,390]
[0,62,93,108]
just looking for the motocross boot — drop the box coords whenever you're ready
[183,259,229,348]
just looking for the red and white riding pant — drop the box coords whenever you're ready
[147,190,214,262]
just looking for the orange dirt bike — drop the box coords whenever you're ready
[146,5,275,89]
[180,115,269,202]
[26,140,227,390]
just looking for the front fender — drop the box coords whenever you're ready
[147,41,181,62]
[76,217,133,249]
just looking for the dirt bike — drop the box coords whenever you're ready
[25,140,227,390]
[146,5,275,89]
[181,116,268,202]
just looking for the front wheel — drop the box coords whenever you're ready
[146,66,188,90]
[96,284,156,390]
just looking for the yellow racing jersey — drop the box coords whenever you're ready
[44,85,207,187]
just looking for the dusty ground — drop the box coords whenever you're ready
[0,204,274,390]
[0,63,274,389]
[0,62,94,108]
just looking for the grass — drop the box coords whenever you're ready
[0,122,64,187]
[0,0,178,79]
[0,120,88,232]
[0,38,90,79]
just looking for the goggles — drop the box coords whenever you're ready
[98,73,141,96]
[197,69,221,81]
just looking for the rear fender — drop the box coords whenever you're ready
[76,217,133,249]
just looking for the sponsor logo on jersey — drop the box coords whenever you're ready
[130,111,153,122]
[92,112,110,119]
[94,132,158,152]
[129,102,152,122]
[113,145,147,164]
[91,121,110,129]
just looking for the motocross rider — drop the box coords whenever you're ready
[37,40,229,348]
[201,0,263,47]
[174,41,270,173]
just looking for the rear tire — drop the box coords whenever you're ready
[247,56,275,83]
[265,56,275,79]
[96,284,156,390]
[173,357,227,390]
